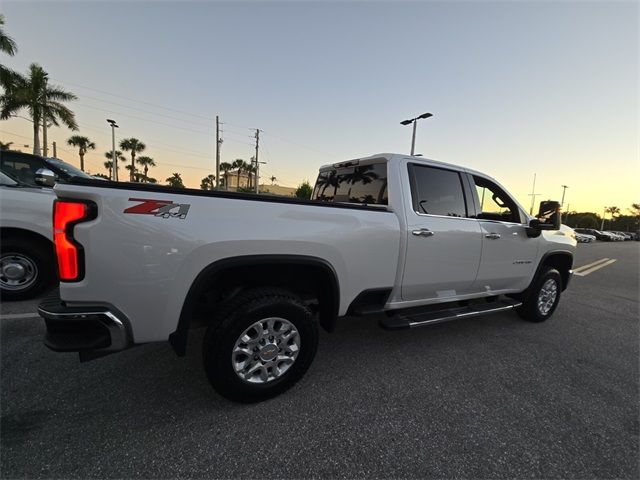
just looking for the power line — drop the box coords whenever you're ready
[50,77,213,121]
[77,102,212,136]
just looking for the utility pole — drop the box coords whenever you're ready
[42,77,48,157]
[215,116,221,189]
[254,129,261,194]
[528,173,539,215]
[52,141,57,158]
[601,207,607,231]
[564,203,570,224]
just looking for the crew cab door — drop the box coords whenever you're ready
[468,174,539,292]
[401,164,482,301]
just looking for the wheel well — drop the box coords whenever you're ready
[169,255,339,356]
[1,228,53,255]
[541,252,573,290]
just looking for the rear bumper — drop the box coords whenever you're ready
[38,296,130,355]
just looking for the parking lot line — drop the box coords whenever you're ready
[0,313,39,320]
[574,258,617,276]
[573,258,610,273]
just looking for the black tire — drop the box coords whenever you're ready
[202,287,318,403]
[516,267,562,323]
[0,236,56,301]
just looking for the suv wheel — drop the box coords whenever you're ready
[516,267,562,323]
[202,287,318,403]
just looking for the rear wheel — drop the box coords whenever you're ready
[202,287,318,403]
[0,237,56,301]
[516,267,562,323]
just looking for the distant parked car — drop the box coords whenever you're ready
[575,232,596,243]
[613,231,633,241]
[0,150,92,187]
[605,231,624,241]
[574,228,615,241]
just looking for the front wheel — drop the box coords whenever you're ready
[516,267,562,323]
[202,287,318,403]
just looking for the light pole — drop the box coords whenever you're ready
[601,207,607,231]
[560,185,569,207]
[528,173,539,214]
[107,119,119,181]
[400,112,433,155]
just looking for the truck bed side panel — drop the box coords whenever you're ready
[54,184,401,343]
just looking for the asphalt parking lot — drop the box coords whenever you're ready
[1,242,638,479]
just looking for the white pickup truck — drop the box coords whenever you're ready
[38,153,576,402]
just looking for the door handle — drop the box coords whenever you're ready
[485,232,501,239]
[412,229,434,237]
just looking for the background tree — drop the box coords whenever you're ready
[119,138,146,182]
[0,140,13,150]
[124,164,146,182]
[200,174,216,190]
[66,135,95,171]
[136,155,156,183]
[605,206,621,228]
[93,173,110,180]
[0,14,18,90]
[270,175,277,185]
[219,162,232,189]
[628,203,640,217]
[295,180,313,199]
[0,63,78,155]
[103,150,124,179]
[245,160,257,189]
[232,159,246,190]
[166,172,184,188]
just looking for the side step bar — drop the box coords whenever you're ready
[380,298,522,330]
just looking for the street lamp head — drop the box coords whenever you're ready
[106,119,118,127]
[418,112,433,119]
[400,119,413,126]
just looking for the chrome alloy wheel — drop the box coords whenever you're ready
[232,317,301,384]
[537,278,558,315]
[0,253,38,291]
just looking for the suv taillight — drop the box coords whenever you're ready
[53,200,96,281]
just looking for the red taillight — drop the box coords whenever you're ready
[53,200,93,281]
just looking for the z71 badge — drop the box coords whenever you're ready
[124,198,191,219]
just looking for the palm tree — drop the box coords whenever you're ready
[66,135,95,171]
[0,14,18,90]
[166,172,184,188]
[270,175,277,185]
[0,140,13,150]
[119,138,146,182]
[200,174,216,190]
[103,150,124,179]
[232,159,246,190]
[136,156,156,183]
[605,206,621,227]
[245,161,257,189]
[219,162,232,190]
[0,64,78,155]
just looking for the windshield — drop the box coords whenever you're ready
[45,158,93,179]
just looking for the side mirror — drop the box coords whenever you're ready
[530,200,561,231]
[34,168,56,187]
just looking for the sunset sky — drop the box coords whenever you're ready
[1,1,637,214]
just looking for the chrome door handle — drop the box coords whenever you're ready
[412,229,434,237]
[485,232,501,239]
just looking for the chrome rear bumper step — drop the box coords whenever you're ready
[380,299,522,330]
